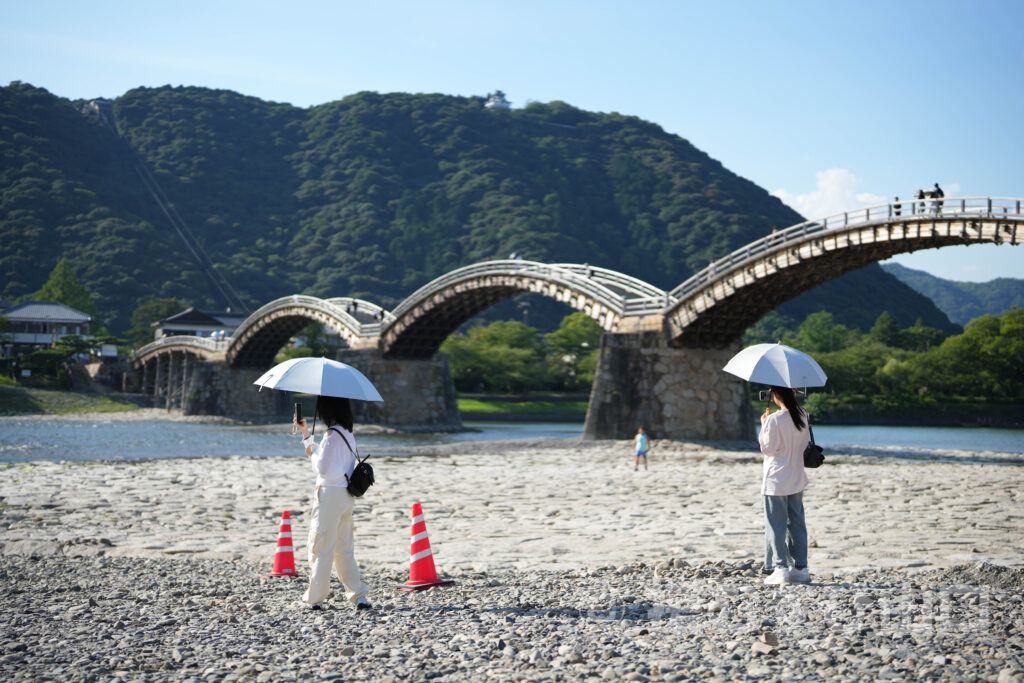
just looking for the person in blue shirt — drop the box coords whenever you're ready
[633,427,650,471]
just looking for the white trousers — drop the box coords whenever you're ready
[302,485,369,606]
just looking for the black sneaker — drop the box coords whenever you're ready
[355,598,372,611]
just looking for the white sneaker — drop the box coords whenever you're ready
[763,567,791,585]
[789,567,810,584]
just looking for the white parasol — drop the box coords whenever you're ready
[253,357,384,401]
[722,343,827,388]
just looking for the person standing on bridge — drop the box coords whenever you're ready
[933,183,944,214]
[295,396,372,610]
[759,386,811,585]
[894,197,901,217]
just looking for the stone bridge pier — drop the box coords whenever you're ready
[584,333,754,441]
[134,351,461,428]
[336,350,460,430]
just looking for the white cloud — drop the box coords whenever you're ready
[772,168,887,220]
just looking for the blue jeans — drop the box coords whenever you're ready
[763,491,807,570]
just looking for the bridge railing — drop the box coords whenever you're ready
[233,294,369,340]
[388,260,637,321]
[324,297,395,335]
[551,264,667,299]
[133,335,228,359]
[668,196,1023,303]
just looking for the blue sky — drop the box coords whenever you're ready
[2,0,1022,282]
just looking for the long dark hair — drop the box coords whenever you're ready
[770,386,806,431]
[316,395,354,432]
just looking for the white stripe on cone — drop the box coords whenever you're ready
[410,547,433,563]
[276,546,294,553]
[410,531,429,543]
[412,514,425,524]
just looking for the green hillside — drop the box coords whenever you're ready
[881,263,1024,326]
[1,82,957,335]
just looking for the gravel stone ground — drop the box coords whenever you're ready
[2,554,1023,682]
[3,419,1023,681]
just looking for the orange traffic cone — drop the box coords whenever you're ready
[397,503,454,591]
[269,510,298,577]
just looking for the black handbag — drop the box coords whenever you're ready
[803,424,824,468]
[330,427,375,497]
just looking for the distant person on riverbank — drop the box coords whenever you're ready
[633,427,649,471]
[295,396,372,610]
[758,387,810,585]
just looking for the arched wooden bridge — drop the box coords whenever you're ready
[135,196,1022,367]
[131,197,1022,437]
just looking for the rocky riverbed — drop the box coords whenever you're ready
[2,554,1023,682]
[2,421,1024,681]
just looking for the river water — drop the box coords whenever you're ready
[0,418,1021,464]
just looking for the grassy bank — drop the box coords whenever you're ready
[0,385,142,416]
[457,395,588,421]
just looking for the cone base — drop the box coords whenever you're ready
[396,579,455,592]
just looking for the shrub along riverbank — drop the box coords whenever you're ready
[800,396,1023,428]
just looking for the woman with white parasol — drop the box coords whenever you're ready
[724,343,827,585]
[254,357,383,610]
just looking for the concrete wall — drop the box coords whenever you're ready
[584,333,754,441]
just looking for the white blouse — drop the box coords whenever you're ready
[758,408,810,496]
[303,426,356,488]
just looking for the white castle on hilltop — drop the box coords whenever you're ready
[484,90,511,110]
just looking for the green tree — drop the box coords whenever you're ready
[742,311,799,346]
[875,357,914,394]
[797,311,851,353]
[869,311,902,347]
[30,258,100,320]
[544,313,602,390]
[816,340,902,395]
[803,392,832,421]
[56,334,96,357]
[900,318,946,352]
[127,298,186,347]
[441,320,548,393]
[910,308,1023,399]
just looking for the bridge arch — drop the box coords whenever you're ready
[223,295,378,367]
[378,260,666,359]
[664,197,1024,347]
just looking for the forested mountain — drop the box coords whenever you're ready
[881,263,1024,326]
[1,82,957,335]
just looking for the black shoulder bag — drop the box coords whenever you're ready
[329,427,375,497]
[803,424,824,468]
